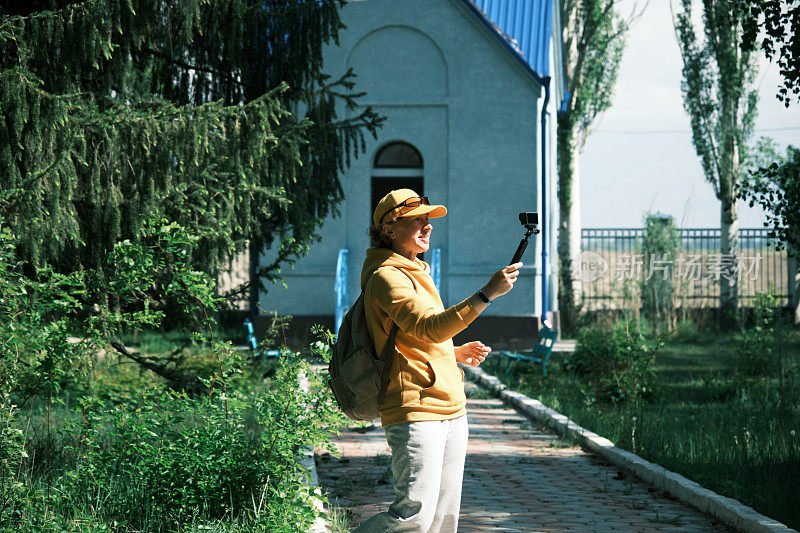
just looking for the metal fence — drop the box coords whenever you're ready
[580,228,793,310]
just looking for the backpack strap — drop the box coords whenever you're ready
[365,265,406,407]
[377,323,400,406]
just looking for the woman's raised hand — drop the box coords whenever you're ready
[482,262,523,301]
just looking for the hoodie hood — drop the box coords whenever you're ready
[361,248,429,289]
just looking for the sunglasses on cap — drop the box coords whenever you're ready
[379,196,429,225]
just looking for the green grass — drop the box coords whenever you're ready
[326,505,352,533]
[482,328,800,530]
[121,325,249,354]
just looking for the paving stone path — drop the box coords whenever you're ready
[315,381,731,532]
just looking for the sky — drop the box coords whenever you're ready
[579,0,800,229]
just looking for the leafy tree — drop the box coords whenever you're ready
[0,0,382,309]
[674,0,759,322]
[743,0,800,105]
[740,141,800,254]
[557,0,630,329]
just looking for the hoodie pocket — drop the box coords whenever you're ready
[419,356,467,407]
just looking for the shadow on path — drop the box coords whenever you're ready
[316,383,730,532]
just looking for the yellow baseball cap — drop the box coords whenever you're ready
[372,189,447,227]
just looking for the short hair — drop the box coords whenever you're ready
[367,211,399,248]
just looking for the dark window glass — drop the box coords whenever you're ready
[374,142,423,168]
[371,177,424,217]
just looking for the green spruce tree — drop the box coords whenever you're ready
[0,0,382,307]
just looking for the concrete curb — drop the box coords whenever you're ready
[463,365,797,533]
[300,449,327,533]
[298,371,329,533]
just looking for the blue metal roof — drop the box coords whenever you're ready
[461,0,555,84]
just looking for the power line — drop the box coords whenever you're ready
[595,126,800,134]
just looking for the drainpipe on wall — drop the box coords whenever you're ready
[540,77,551,325]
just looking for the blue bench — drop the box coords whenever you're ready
[497,323,559,380]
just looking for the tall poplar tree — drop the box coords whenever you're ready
[674,0,759,321]
[0,0,382,304]
[557,0,627,327]
[743,0,800,105]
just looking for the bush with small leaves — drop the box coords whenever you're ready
[736,290,798,401]
[0,222,347,531]
[55,351,344,530]
[566,322,661,404]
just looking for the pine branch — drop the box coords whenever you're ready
[0,0,373,316]
[256,0,341,18]
[0,152,70,216]
[136,46,255,91]
[0,0,91,22]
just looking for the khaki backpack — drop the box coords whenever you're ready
[328,270,400,421]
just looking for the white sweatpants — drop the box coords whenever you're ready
[354,415,469,533]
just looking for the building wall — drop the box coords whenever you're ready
[259,0,559,331]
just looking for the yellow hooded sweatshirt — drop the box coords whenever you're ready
[361,248,481,427]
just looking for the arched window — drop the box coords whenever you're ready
[374,142,423,168]
[371,142,424,223]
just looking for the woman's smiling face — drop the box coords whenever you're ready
[390,214,432,260]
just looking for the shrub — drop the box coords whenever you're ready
[54,351,344,531]
[565,321,660,404]
[737,290,798,397]
[0,221,347,531]
[0,401,26,525]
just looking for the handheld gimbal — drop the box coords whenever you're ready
[510,212,540,264]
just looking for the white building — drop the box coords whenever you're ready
[258,0,568,346]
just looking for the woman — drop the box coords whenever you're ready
[356,188,522,532]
